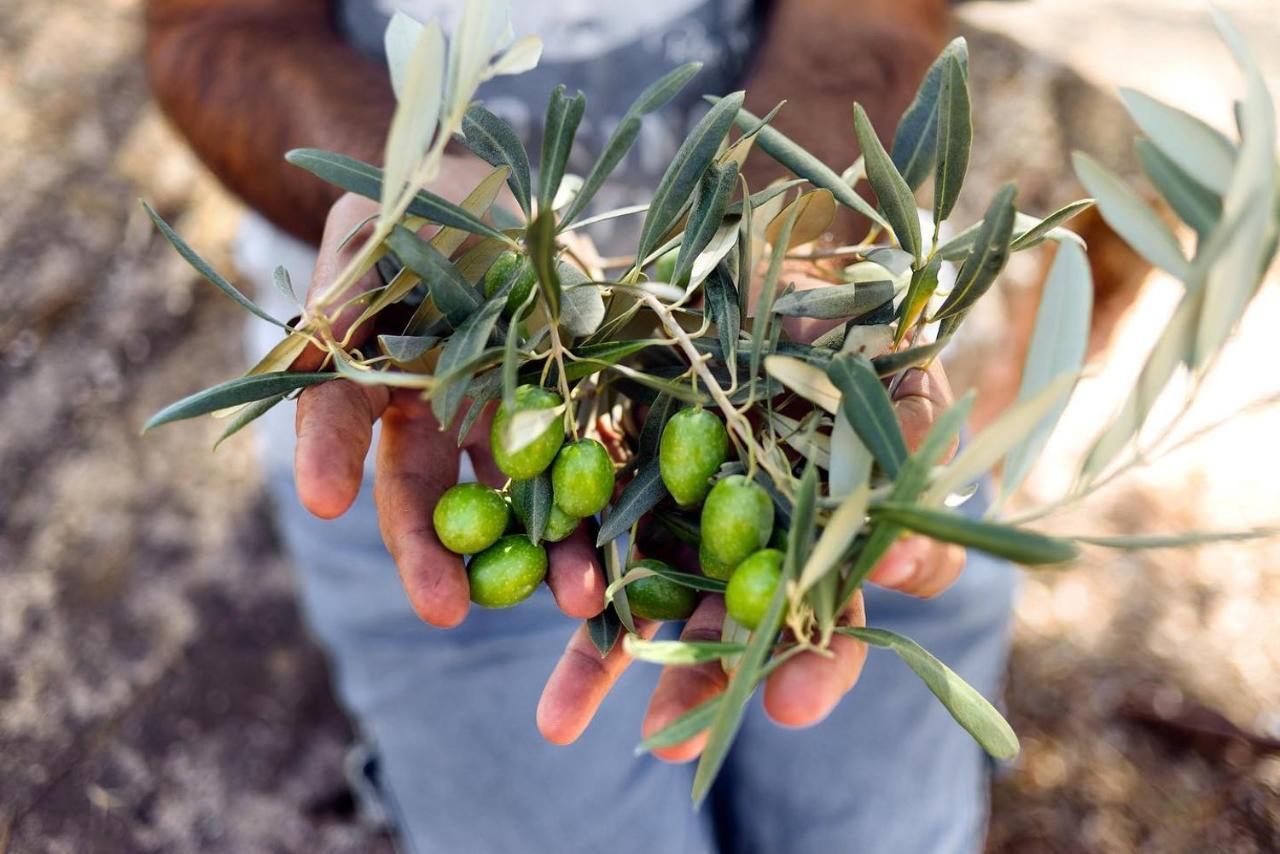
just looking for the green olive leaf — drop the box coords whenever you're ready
[386,225,483,326]
[624,637,747,665]
[560,62,703,226]
[432,298,505,426]
[638,91,745,263]
[931,182,1017,323]
[826,353,908,477]
[142,202,287,330]
[870,502,1079,565]
[673,163,740,287]
[511,472,553,545]
[586,605,624,656]
[892,37,969,190]
[461,103,533,218]
[1119,88,1237,196]
[144,372,332,432]
[731,107,889,231]
[837,626,1019,760]
[526,208,562,321]
[538,85,587,213]
[853,103,922,261]
[1073,152,1190,279]
[932,53,972,227]
[772,281,895,321]
[595,458,667,547]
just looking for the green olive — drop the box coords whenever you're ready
[699,475,774,580]
[551,438,615,518]
[482,250,537,317]
[652,247,679,284]
[625,559,698,621]
[659,407,728,507]
[724,548,784,629]
[542,504,580,542]
[468,535,548,608]
[490,386,565,480]
[432,483,510,555]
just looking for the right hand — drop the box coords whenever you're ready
[289,193,606,627]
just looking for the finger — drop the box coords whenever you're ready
[891,363,956,458]
[640,597,731,763]
[295,380,389,519]
[763,591,868,728]
[546,527,606,619]
[374,389,470,628]
[293,193,383,372]
[537,617,660,745]
[868,535,966,598]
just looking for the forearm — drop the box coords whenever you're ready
[145,0,395,244]
[743,0,949,241]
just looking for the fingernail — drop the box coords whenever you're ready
[873,558,919,590]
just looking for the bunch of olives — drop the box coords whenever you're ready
[433,384,781,630]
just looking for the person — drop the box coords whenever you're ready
[144,2,1015,852]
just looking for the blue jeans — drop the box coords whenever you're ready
[238,219,1017,854]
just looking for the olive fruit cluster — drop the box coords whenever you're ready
[432,384,616,610]
[658,409,781,629]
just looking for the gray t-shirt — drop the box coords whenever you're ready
[336,1,765,247]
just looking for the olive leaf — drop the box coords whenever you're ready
[1119,88,1236,195]
[1071,526,1280,550]
[837,626,1019,760]
[772,281,894,321]
[432,298,505,426]
[639,392,680,460]
[1134,140,1221,239]
[1000,243,1092,502]
[586,606,623,656]
[892,37,969,190]
[933,53,972,227]
[931,183,1017,322]
[750,191,801,383]
[894,257,942,344]
[272,265,300,308]
[673,163,740,287]
[144,373,333,432]
[511,473,553,544]
[871,502,1080,565]
[926,371,1077,506]
[461,103,533,218]
[853,103,922,261]
[538,85,586,213]
[623,637,747,665]
[638,91,745,263]
[764,189,837,250]
[1073,153,1190,279]
[386,225,483,326]
[213,393,286,449]
[142,202,287,330]
[560,61,703,226]
[839,392,974,606]
[764,355,840,414]
[785,459,821,580]
[380,18,444,218]
[1078,289,1200,485]
[691,548,789,805]
[826,353,907,477]
[526,208,562,321]
[795,481,869,596]
[1007,199,1094,252]
[732,107,889,231]
[637,695,722,753]
[870,338,949,377]
[595,458,667,547]
[378,334,439,364]
[1194,13,1276,366]
[606,563,727,598]
[558,265,605,338]
[704,264,741,366]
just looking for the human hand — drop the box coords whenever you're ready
[290,192,606,627]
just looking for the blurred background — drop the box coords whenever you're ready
[1,0,1277,851]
